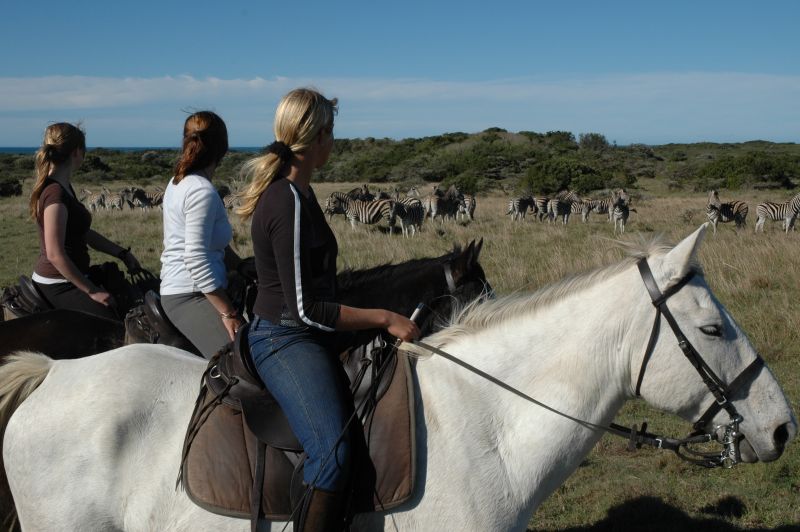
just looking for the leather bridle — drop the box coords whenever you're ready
[408,257,765,469]
[621,258,763,467]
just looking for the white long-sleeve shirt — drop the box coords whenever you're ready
[159,174,232,295]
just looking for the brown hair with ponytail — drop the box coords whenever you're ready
[173,111,229,184]
[29,122,86,219]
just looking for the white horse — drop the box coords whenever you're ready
[1,224,796,531]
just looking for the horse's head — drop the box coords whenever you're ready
[633,224,797,463]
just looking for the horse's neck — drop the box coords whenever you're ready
[417,271,648,523]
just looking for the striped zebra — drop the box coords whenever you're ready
[106,191,124,210]
[755,201,797,233]
[611,190,631,234]
[424,186,462,223]
[582,198,612,222]
[390,201,425,237]
[532,196,549,222]
[324,191,354,219]
[457,194,476,221]
[81,188,106,212]
[327,196,395,230]
[222,194,239,210]
[548,199,573,224]
[148,187,165,209]
[706,190,748,234]
[506,196,533,221]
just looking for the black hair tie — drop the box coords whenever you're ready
[265,141,293,162]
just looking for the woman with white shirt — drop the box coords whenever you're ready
[160,111,243,358]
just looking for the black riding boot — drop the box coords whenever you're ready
[294,486,345,532]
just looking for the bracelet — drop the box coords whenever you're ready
[220,310,238,319]
[116,247,130,260]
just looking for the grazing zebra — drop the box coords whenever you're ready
[506,196,534,221]
[81,188,106,212]
[326,197,395,230]
[706,190,748,234]
[457,194,476,221]
[130,188,152,210]
[582,198,612,222]
[548,199,574,224]
[148,187,165,209]
[324,191,354,219]
[106,192,124,210]
[424,186,463,223]
[390,201,425,237]
[532,196,549,222]
[755,201,797,233]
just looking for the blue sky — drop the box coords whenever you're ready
[1,0,798,146]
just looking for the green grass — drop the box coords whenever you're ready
[1,180,799,530]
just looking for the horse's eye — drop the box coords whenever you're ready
[700,324,723,337]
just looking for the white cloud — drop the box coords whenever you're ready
[1,72,798,145]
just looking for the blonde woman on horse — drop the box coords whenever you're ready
[29,122,141,319]
[236,88,419,530]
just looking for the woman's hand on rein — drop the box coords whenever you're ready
[386,312,420,343]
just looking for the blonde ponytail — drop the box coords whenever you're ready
[236,88,337,220]
[235,152,286,220]
[29,123,85,219]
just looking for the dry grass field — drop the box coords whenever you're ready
[1,178,798,530]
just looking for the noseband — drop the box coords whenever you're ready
[633,258,765,468]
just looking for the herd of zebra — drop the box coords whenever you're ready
[323,184,476,237]
[506,189,634,233]
[79,185,239,213]
[707,189,800,234]
[80,186,165,212]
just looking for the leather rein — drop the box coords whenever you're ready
[409,257,764,469]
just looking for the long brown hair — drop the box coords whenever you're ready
[29,123,86,219]
[173,111,229,184]
[236,88,337,220]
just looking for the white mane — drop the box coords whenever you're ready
[425,234,700,348]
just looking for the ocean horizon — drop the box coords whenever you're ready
[0,147,263,154]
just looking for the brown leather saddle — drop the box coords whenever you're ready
[178,324,415,524]
[123,290,200,356]
[0,275,53,318]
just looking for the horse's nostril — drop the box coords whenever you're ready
[774,423,791,449]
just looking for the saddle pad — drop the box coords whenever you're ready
[182,354,416,520]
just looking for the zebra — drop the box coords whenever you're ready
[324,191,354,219]
[548,199,573,224]
[106,191,124,210]
[706,190,748,234]
[81,188,106,212]
[424,185,463,223]
[506,196,533,221]
[582,198,612,222]
[327,197,395,230]
[755,201,797,233]
[457,194,476,221]
[390,201,425,237]
[148,186,165,209]
[611,190,631,234]
[532,196,549,222]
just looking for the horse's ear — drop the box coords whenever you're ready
[662,224,707,280]
[472,238,484,263]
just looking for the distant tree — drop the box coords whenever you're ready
[578,133,610,152]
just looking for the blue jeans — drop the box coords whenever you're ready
[248,315,353,491]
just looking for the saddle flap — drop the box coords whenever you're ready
[240,395,301,452]
[140,291,198,354]
[17,275,52,313]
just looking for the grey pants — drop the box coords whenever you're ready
[161,292,231,359]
